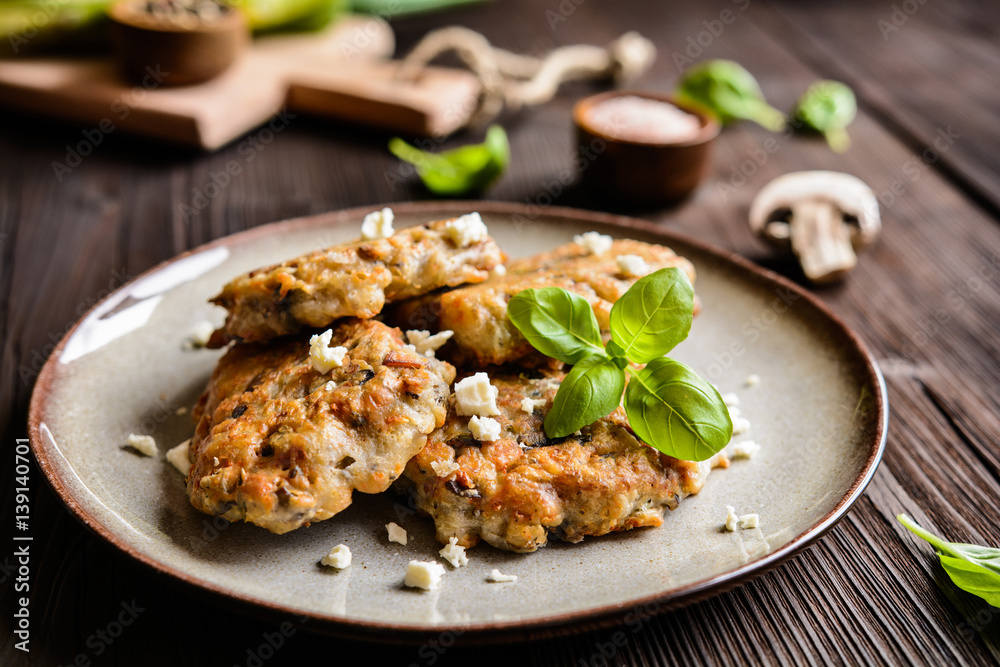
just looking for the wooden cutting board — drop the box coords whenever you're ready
[0,16,482,149]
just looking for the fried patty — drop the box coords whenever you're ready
[385,239,697,367]
[188,319,456,534]
[208,219,504,346]
[400,371,727,553]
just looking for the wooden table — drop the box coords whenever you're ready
[3,0,999,663]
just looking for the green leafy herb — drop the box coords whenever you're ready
[388,125,510,197]
[898,514,1000,608]
[545,356,625,438]
[624,358,732,462]
[507,267,732,461]
[674,60,785,131]
[792,80,857,153]
[506,287,604,364]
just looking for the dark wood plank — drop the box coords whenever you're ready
[3,0,1000,665]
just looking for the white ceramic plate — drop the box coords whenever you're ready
[30,202,887,641]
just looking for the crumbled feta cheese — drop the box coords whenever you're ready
[166,439,191,475]
[320,544,352,569]
[186,321,215,348]
[616,254,650,277]
[490,264,507,278]
[175,406,188,416]
[324,381,336,391]
[487,569,517,583]
[386,522,407,546]
[444,212,488,248]
[309,330,347,373]
[454,373,500,416]
[520,397,546,415]
[469,416,501,442]
[439,537,469,568]
[728,405,742,419]
[406,329,454,358]
[746,374,761,387]
[739,514,759,529]
[360,207,395,240]
[731,440,761,459]
[404,560,446,590]
[213,457,220,467]
[573,231,613,256]
[125,433,157,457]
[430,459,460,478]
[724,505,739,532]
[732,417,751,435]
[722,393,740,407]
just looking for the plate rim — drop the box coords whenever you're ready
[28,200,888,641]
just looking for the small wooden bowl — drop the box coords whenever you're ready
[109,0,248,87]
[574,90,719,204]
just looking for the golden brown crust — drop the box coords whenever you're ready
[188,319,456,534]
[385,239,697,367]
[208,219,504,346]
[400,370,727,553]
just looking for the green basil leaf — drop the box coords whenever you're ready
[507,287,605,364]
[609,267,694,363]
[544,356,626,438]
[898,514,1000,607]
[675,59,785,131]
[388,125,509,197]
[792,80,857,153]
[623,357,732,461]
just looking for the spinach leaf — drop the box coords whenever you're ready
[388,125,509,197]
[623,357,732,462]
[507,287,605,364]
[544,355,626,438]
[609,267,694,363]
[793,80,857,153]
[675,60,784,131]
[898,514,1000,608]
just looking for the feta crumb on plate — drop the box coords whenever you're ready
[166,439,191,475]
[616,254,650,277]
[309,330,347,374]
[746,374,761,387]
[444,212,488,248]
[739,514,760,529]
[490,264,507,278]
[469,416,501,442]
[724,505,739,532]
[722,392,740,407]
[185,321,215,348]
[487,569,517,583]
[732,417,751,435]
[404,560,446,590]
[360,207,394,240]
[573,231,613,256]
[439,537,469,568]
[731,440,761,459]
[320,544,352,569]
[406,329,454,358]
[520,396,546,415]
[386,522,407,546]
[454,372,500,416]
[125,433,157,457]
[430,459,460,478]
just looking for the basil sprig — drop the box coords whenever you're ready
[507,267,732,461]
[898,514,1000,608]
[388,125,510,197]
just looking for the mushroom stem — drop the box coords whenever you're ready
[789,199,857,283]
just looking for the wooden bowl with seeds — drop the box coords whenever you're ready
[108,0,248,87]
